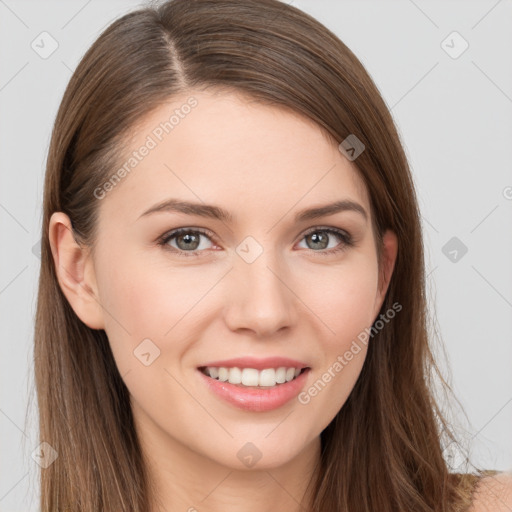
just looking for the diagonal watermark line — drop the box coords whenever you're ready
[0,202,29,232]
[266,163,337,234]
[470,395,512,441]
[266,265,336,335]
[264,470,306,510]
[61,0,93,29]
[163,368,234,438]
[456,460,512,511]
[422,214,439,234]
[482,473,512,512]
[61,60,74,74]
[0,0,29,28]
[199,470,233,502]
[63,369,131,438]
[0,471,29,503]
[472,61,512,104]
[0,265,28,295]
[58,261,132,336]
[0,61,29,92]
[264,410,294,438]
[408,0,439,28]
[63,367,134,438]
[471,0,504,29]
[470,204,499,233]
[51,220,132,336]
[471,265,512,308]
[0,408,28,438]
[163,267,234,337]
[426,265,438,279]
[164,163,234,236]
[391,62,439,111]
[486,486,512,512]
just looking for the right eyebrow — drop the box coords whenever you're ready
[138,198,233,223]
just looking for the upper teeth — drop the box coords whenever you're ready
[204,366,302,387]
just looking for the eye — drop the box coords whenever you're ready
[157,226,354,258]
[297,227,353,255]
[157,228,215,257]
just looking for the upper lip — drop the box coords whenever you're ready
[198,357,310,371]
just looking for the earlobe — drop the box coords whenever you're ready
[373,229,398,316]
[48,212,105,330]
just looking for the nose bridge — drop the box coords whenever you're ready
[224,238,297,335]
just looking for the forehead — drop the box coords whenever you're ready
[97,89,371,224]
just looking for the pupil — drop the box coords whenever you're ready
[309,232,327,250]
[178,233,199,250]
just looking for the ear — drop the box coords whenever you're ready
[372,229,398,319]
[48,212,105,330]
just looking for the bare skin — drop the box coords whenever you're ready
[470,472,512,512]
[50,89,399,511]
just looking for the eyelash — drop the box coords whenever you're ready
[156,226,354,258]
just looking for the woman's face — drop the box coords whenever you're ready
[55,89,397,471]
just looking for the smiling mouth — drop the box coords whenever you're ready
[198,366,309,388]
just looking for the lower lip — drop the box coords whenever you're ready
[198,369,310,412]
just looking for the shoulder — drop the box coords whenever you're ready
[467,471,512,512]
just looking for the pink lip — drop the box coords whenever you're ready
[198,356,309,371]
[197,367,311,412]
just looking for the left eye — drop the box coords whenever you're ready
[297,228,352,253]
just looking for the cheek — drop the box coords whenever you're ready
[94,246,222,369]
[300,252,380,339]
[294,254,378,426]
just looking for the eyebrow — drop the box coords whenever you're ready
[138,198,368,223]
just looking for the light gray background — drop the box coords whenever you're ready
[1,0,511,510]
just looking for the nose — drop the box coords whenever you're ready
[223,250,298,338]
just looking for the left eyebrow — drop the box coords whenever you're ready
[137,198,368,224]
[294,199,368,223]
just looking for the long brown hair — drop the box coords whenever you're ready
[32,0,487,510]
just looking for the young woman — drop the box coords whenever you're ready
[34,0,511,510]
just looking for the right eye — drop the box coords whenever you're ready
[157,228,217,257]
